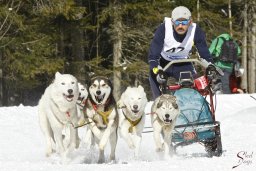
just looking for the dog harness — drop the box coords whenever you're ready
[96,109,113,125]
[49,97,76,127]
[89,98,114,125]
[122,109,142,133]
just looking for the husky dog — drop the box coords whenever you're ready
[84,76,118,163]
[151,94,180,158]
[118,85,148,158]
[76,82,88,125]
[38,72,79,161]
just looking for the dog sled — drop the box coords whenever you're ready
[162,58,223,157]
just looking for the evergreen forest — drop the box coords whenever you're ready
[0,0,255,106]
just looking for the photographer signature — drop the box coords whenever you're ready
[232,151,253,169]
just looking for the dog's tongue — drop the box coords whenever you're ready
[64,94,74,102]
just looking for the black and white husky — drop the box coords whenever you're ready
[83,76,118,163]
[76,82,88,125]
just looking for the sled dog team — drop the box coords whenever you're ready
[38,72,180,163]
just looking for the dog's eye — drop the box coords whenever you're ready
[138,98,141,100]
[102,83,106,87]
[161,106,166,110]
[93,84,97,87]
[61,82,65,85]
[81,89,85,91]
[71,82,75,84]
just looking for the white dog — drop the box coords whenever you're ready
[151,94,180,158]
[38,72,79,161]
[84,76,118,163]
[118,85,148,158]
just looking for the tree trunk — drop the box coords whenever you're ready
[112,1,122,101]
[228,0,233,36]
[249,10,256,93]
[241,1,248,91]
[71,27,84,60]
[197,0,200,22]
[0,50,3,106]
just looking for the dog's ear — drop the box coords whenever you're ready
[117,91,126,108]
[151,96,160,112]
[172,101,178,109]
[156,100,163,108]
[138,85,144,91]
[171,96,178,109]
[55,71,61,78]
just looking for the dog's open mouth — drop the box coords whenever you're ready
[164,119,172,124]
[78,96,84,102]
[132,109,139,114]
[63,94,74,102]
[95,94,105,104]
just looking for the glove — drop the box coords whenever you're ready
[206,64,223,94]
[156,69,167,84]
[206,64,224,77]
[153,66,167,84]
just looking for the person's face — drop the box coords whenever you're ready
[172,18,191,35]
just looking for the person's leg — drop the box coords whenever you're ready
[149,62,196,99]
[220,70,232,94]
[170,63,196,81]
[149,71,161,100]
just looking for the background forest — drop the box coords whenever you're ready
[0,0,255,106]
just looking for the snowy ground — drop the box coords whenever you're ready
[0,94,256,171]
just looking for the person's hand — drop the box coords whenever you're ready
[206,64,224,77]
[156,69,167,84]
[205,64,224,94]
[237,89,244,94]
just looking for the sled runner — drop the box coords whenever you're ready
[163,58,223,157]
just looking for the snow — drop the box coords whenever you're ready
[0,94,256,171]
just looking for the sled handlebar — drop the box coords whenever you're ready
[163,58,210,72]
[163,58,224,76]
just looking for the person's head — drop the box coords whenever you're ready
[171,6,192,35]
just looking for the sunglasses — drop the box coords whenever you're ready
[173,20,190,26]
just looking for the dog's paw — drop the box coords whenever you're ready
[46,147,53,157]
[61,155,71,165]
[98,157,105,164]
[128,142,136,149]
[46,151,52,157]
[97,123,107,129]
[88,118,95,125]
[156,147,164,152]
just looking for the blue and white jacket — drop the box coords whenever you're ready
[148,18,213,70]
